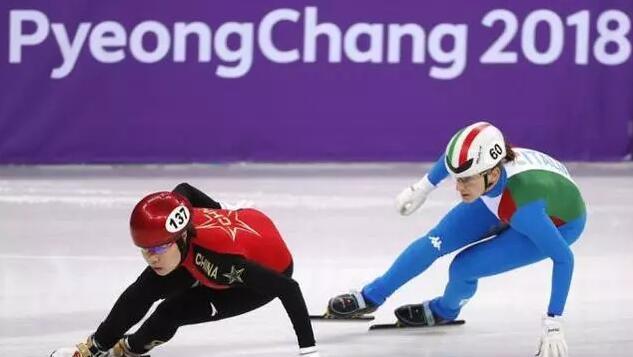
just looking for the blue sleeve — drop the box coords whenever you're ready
[509,201,574,316]
[427,155,449,186]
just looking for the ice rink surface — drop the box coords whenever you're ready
[1,163,632,357]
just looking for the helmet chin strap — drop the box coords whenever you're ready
[176,228,193,264]
[482,171,494,191]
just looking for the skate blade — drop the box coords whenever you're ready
[309,312,375,321]
[369,319,465,330]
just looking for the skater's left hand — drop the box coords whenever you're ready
[535,315,568,357]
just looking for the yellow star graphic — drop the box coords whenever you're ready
[197,209,261,242]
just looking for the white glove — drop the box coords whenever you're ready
[535,315,568,357]
[300,346,321,357]
[395,175,435,215]
[221,199,255,210]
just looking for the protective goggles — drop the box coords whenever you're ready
[142,242,174,255]
[455,168,493,185]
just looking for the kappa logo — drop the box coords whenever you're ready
[429,236,442,251]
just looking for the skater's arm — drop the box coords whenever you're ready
[93,266,197,349]
[231,259,316,350]
[510,201,574,316]
[427,154,449,186]
[172,182,222,209]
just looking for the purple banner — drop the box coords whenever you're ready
[1,1,632,163]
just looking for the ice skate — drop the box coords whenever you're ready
[369,301,465,330]
[323,290,377,319]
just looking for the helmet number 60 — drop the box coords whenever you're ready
[489,144,503,160]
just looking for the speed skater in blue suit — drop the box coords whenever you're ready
[327,122,586,357]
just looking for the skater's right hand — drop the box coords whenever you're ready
[50,336,109,357]
[50,345,106,357]
[50,347,79,357]
[395,175,435,216]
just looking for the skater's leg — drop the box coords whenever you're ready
[431,215,586,320]
[362,200,500,305]
[127,286,274,353]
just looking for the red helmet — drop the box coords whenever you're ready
[130,192,194,248]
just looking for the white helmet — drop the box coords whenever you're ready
[444,121,506,178]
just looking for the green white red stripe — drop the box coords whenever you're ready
[446,122,490,168]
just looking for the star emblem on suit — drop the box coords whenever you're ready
[197,209,261,242]
[223,265,245,284]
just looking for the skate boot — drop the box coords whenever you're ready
[395,301,449,327]
[110,337,150,357]
[327,290,378,317]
